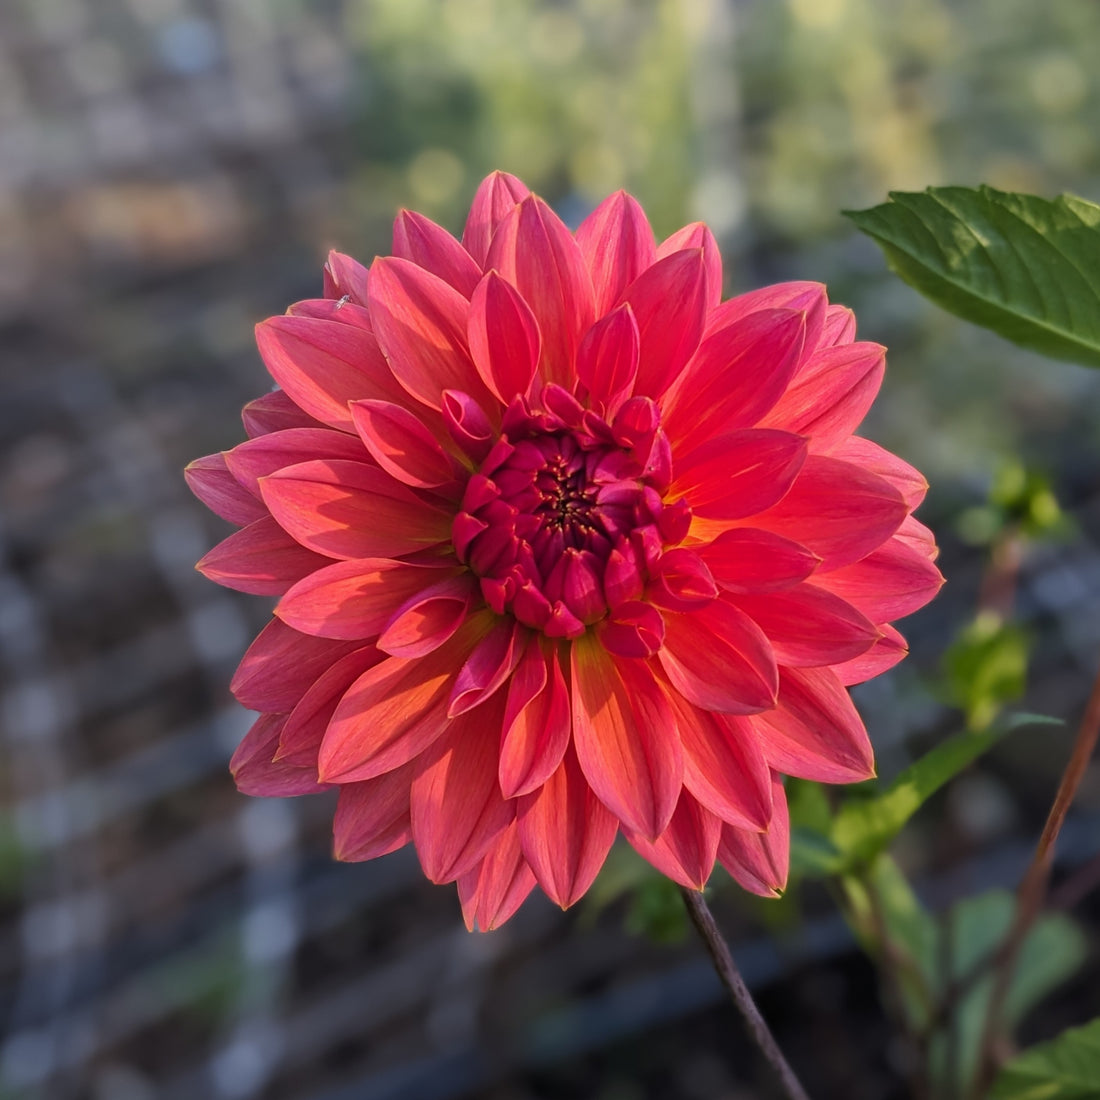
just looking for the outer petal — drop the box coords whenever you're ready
[659,597,778,714]
[571,637,682,839]
[196,515,329,595]
[575,191,657,315]
[277,645,384,765]
[184,453,268,526]
[349,400,458,490]
[333,761,416,862]
[671,429,807,521]
[750,666,875,783]
[718,775,790,897]
[700,528,820,594]
[499,639,571,798]
[323,250,370,304]
[255,314,405,432]
[242,390,326,438]
[318,616,488,783]
[368,257,492,411]
[820,304,857,348]
[625,793,722,891]
[705,280,827,355]
[758,341,886,452]
[667,693,772,830]
[814,537,944,622]
[835,436,929,509]
[517,744,618,909]
[662,308,806,446]
[656,222,722,308]
[230,618,360,712]
[486,196,596,388]
[393,209,482,297]
[457,821,538,931]
[620,249,708,398]
[835,623,908,686]
[260,459,452,560]
[748,455,907,571]
[230,714,330,797]
[225,428,370,495]
[730,583,880,667]
[277,557,459,640]
[410,694,514,883]
[467,270,541,406]
[462,171,530,267]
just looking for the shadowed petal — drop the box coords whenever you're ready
[196,515,329,595]
[718,775,790,896]
[457,821,537,931]
[242,390,326,438]
[231,618,360,712]
[260,459,452,559]
[576,191,657,315]
[626,792,722,890]
[323,250,370,304]
[278,645,384,766]
[448,617,526,716]
[576,304,639,412]
[225,428,370,495]
[333,761,416,862]
[571,636,682,839]
[751,666,875,783]
[377,574,476,658]
[393,209,482,297]
[231,714,331,797]
[184,453,267,526]
[410,694,514,883]
[518,744,618,909]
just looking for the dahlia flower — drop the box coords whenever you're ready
[186,172,942,929]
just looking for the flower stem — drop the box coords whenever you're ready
[679,887,813,1100]
[970,654,1100,1097]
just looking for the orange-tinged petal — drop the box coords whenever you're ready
[457,821,537,931]
[751,666,875,783]
[376,573,476,658]
[570,637,682,839]
[260,458,452,560]
[517,744,618,909]
[410,693,514,883]
[349,400,458,490]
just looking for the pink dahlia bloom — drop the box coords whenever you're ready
[187,172,942,929]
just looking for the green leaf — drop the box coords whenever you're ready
[830,713,1059,870]
[943,614,1032,731]
[845,187,1100,368]
[992,1017,1100,1099]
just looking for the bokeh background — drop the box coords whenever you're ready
[3,1,1100,1097]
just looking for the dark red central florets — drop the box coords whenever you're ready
[452,390,691,639]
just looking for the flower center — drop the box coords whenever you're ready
[452,396,691,638]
